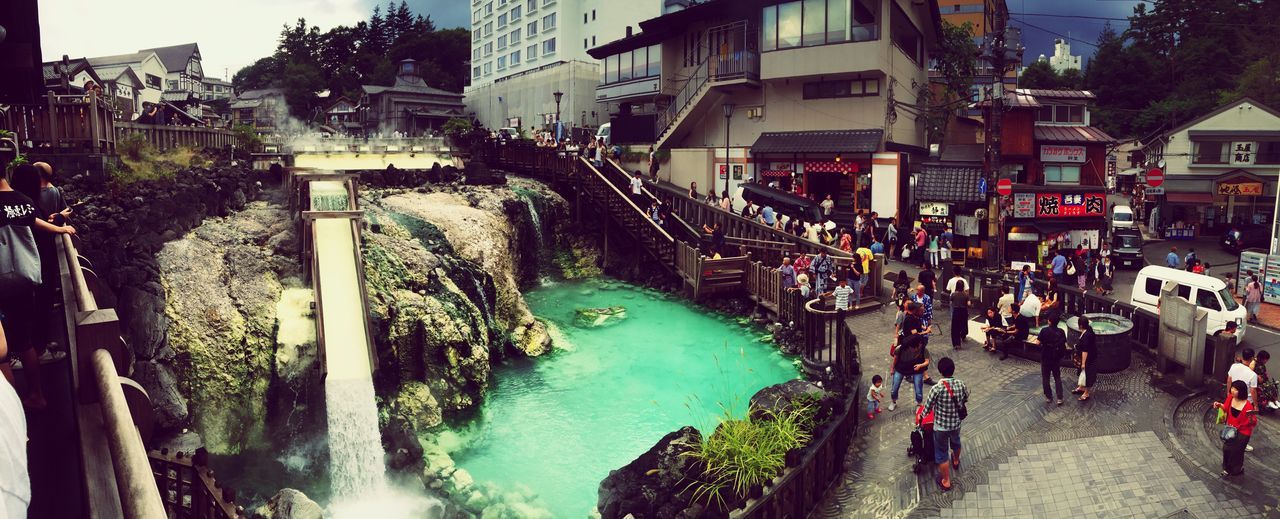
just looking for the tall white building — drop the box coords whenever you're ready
[1047,38,1080,73]
[465,0,685,132]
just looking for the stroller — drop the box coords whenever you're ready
[908,405,935,472]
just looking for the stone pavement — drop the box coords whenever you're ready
[814,303,1279,518]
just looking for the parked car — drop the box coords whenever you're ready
[595,122,612,146]
[1111,229,1144,268]
[497,127,519,141]
[1131,265,1246,339]
[1221,224,1270,253]
[1111,205,1135,231]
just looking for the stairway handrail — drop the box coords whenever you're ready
[655,54,712,140]
[578,157,676,244]
[600,159,702,243]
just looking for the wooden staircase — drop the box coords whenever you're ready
[576,158,677,269]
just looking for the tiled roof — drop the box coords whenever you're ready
[1034,125,1117,144]
[975,91,1041,109]
[916,164,985,203]
[1016,89,1095,100]
[750,129,884,154]
[87,51,155,67]
[140,43,200,73]
[361,83,463,98]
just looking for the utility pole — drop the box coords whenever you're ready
[985,2,1012,272]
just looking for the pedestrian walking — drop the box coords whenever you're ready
[778,257,797,290]
[922,356,967,492]
[1072,315,1098,401]
[1216,380,1258,477]
[1166,246,1180,269]
[1245,275,1263,323]
[1034,313,1066,405]
[885,218,898,259]
[867,374,884,420]
[950,279,971,350]
[647,145,659,181]
[890,310,932,411]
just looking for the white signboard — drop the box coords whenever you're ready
[1012,192,1036,218]
[1145,187,1165,195]
[1231,142,1256,165]
[1040,145,1086,163]
[955,215,979,236]
[919,202,949,216]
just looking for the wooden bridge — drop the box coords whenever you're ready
[1,93,235,154]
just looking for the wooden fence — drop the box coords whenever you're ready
[1,93,234,154]
[149,450,244,519]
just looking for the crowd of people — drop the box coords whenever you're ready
[1,160,77,516]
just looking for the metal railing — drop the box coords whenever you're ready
[655,56,712,141]
[149,450,244,518]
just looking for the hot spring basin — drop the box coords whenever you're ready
[1066,313,1134,374]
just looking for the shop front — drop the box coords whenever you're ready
[750,129,891,219]
[915,162,986,262]
[1157,171,1277,237]
[1003,186,1108,265]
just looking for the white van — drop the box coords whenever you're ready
[595,123,612,146]
[1112,205,1135,230]
[1131,265,1246,338]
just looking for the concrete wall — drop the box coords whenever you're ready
[465,60,605,132]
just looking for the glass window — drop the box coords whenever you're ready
[647,44,661,77]
[485,42,493,55]
[609,54,620,83]
[543,38,556,55]
[527,0,535,10]
[602,55,609,82]
[498,35,507,49]
[890,3,921,63]
[512,28,521,41]
[777,2,802,49]
[827,0,849,43]
[1055,105,1070,122]
[802,0,825,46]
[498,13,507,27]
[1194,141,1227,164]
[543,13,556,30]
[1218,287,1240,311]
[498,56,507,69]
[620,50,633,81]
[1043,165,1081,184]
[512,50,521,64]
[512,6,521,19]
[1144,278,1162,297]
[851,0,879,41]
[762,5,777,51]
[485,22,493,35]
[527,44,537,60]
[528,21,537,34]
[1069,105,1084,123]
[484,62,492,74]
[1037,105,1053,121]
[485,2,493,14]
[1196,289,1221,311]
[473,66,481,78]
[1258,141,1280,164]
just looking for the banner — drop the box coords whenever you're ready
[1035,192,1106,218]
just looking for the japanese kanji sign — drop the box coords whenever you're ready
[1217,181,1263,196]
[1012,192,1036,218]
[1034,192,1106,218]
[1231,142,1256,165]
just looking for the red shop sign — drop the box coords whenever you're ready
[1035,192,1106,218]
[805,161,859,173]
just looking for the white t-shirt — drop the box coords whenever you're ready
[866,384,882,401]
[1020,293,1041,317]
[833,285,854,309]
[630,177,643,195]
[0,381,29,518]
[946,276,964,293]
[1227,363,1259,402]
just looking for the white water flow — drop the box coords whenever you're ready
[521,195,544,250]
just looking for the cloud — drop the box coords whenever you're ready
[39,0,369,80]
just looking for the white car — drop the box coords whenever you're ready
[1131,266,1246,339]
[1112,205,1135,230]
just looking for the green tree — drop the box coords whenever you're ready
[1018,60,1060,89]
[921,21,980,145]
[1058,68,1083,90]
[281,62,324,120]
[232,56,281,91]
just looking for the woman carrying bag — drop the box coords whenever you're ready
[1215,380,1258,477]
[1071,315,1098,401]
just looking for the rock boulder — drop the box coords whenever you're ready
[598,426,702,519]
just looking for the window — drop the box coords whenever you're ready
[763,6,777,51]
[602,55,608,82]
[1196,289,1221,311]
[1043,165,1081,184]
[527,21,537,34]
[1144,278,1162,297]
[685,32,703,65]
[485,22,493,36]
[1258,141,1280,164]
[512,28,521,41]
[543,38,556,55]
[803,0,825,46]
[474,9,482,22]
[584,13,588,24]
[485,42,494,55]
[511,6,521,19]
[802,78,879,99]
[484,62,492,74]
[1036,104,1085,123]
[527,44,537,59]
[1218,287,1240,311]
[777,2,802,49]
[1176,284,1192,300]
[473,29,482,41]
[498,35,507,49]
[473,48,481,59]
[498,56,507,69]
[498,13,507,28]
[602,46,661,85]
[890,3,922,63]
[485,2,493,14]
[593,36,597,46]
[762,0,877,51]
[826,0,849,43]
[593,9,596,20]
[166,79,178,90]
[145,74,162,89]
[512,50,521,64]
[527,0,535,11]
[646,44,661,77]
[1193,141,1228,164]
[543,13,556,30]
[619,50,633,81]
[584,38,589,49]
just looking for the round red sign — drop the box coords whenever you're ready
[996,178,1013,196]
[1147,168,1164,187]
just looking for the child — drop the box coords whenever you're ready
[867,375,884,419]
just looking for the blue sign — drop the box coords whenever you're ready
[978,177,988,195]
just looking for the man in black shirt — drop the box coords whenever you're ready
[919,265,936,299]
[995,303,1028,361]
[891,303,931,411]
[1033,313,1066,404]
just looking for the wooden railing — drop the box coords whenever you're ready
[577,157,678,267]
[801,300,861,383]
[149,450,244,519]
[116,122,234,152]
[486,140,579,183]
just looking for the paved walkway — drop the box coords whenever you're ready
[814,302,1278,518]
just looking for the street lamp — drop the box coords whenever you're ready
[722,102,736,198]
[553,90,564,123]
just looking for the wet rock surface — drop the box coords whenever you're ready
[597,426,702,519]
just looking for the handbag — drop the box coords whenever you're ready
[1066,262,1077,276]
[1215,407,1227,425]
[943,381,968,421]
[1077,370,1087,388]
[0,224,42,292]
[1220,424,1238,443]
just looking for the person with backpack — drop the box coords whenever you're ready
[890,307,932,411]
[1184,248,1198,272]
[922,356,968,492]
[1033,312,1067,405]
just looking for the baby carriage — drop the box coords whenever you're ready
[908,405,935,472]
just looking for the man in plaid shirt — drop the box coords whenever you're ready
[922,357,968,492]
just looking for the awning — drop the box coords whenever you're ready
[916,164,985,203]
[1117,168,1141,176]
[1166,193,1214,203]
[805,161,858,173]
[760,170,793,178]
[751,129,883,154]
[1034,125,1117,144]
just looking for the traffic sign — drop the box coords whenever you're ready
[978,177,987,195]
[1146,168,1164,187]
[996,178,1013,196]
[1145,186,1165,195]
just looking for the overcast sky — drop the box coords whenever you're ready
[39,0,1140,80]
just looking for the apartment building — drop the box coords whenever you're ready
[589,0,942,223]
[464,0,685,131]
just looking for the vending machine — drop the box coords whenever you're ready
[1238,250,1268,297]
[1265,254,1280,304]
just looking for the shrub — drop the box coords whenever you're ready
[232,124,262,153]
[118,132,150,161]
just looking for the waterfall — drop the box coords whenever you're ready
[325,378,388,498]
[521,194,544,251]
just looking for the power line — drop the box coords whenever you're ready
[1010,12,1131,24]
[1011,11,1280,29]
[1010,18,1100,48]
